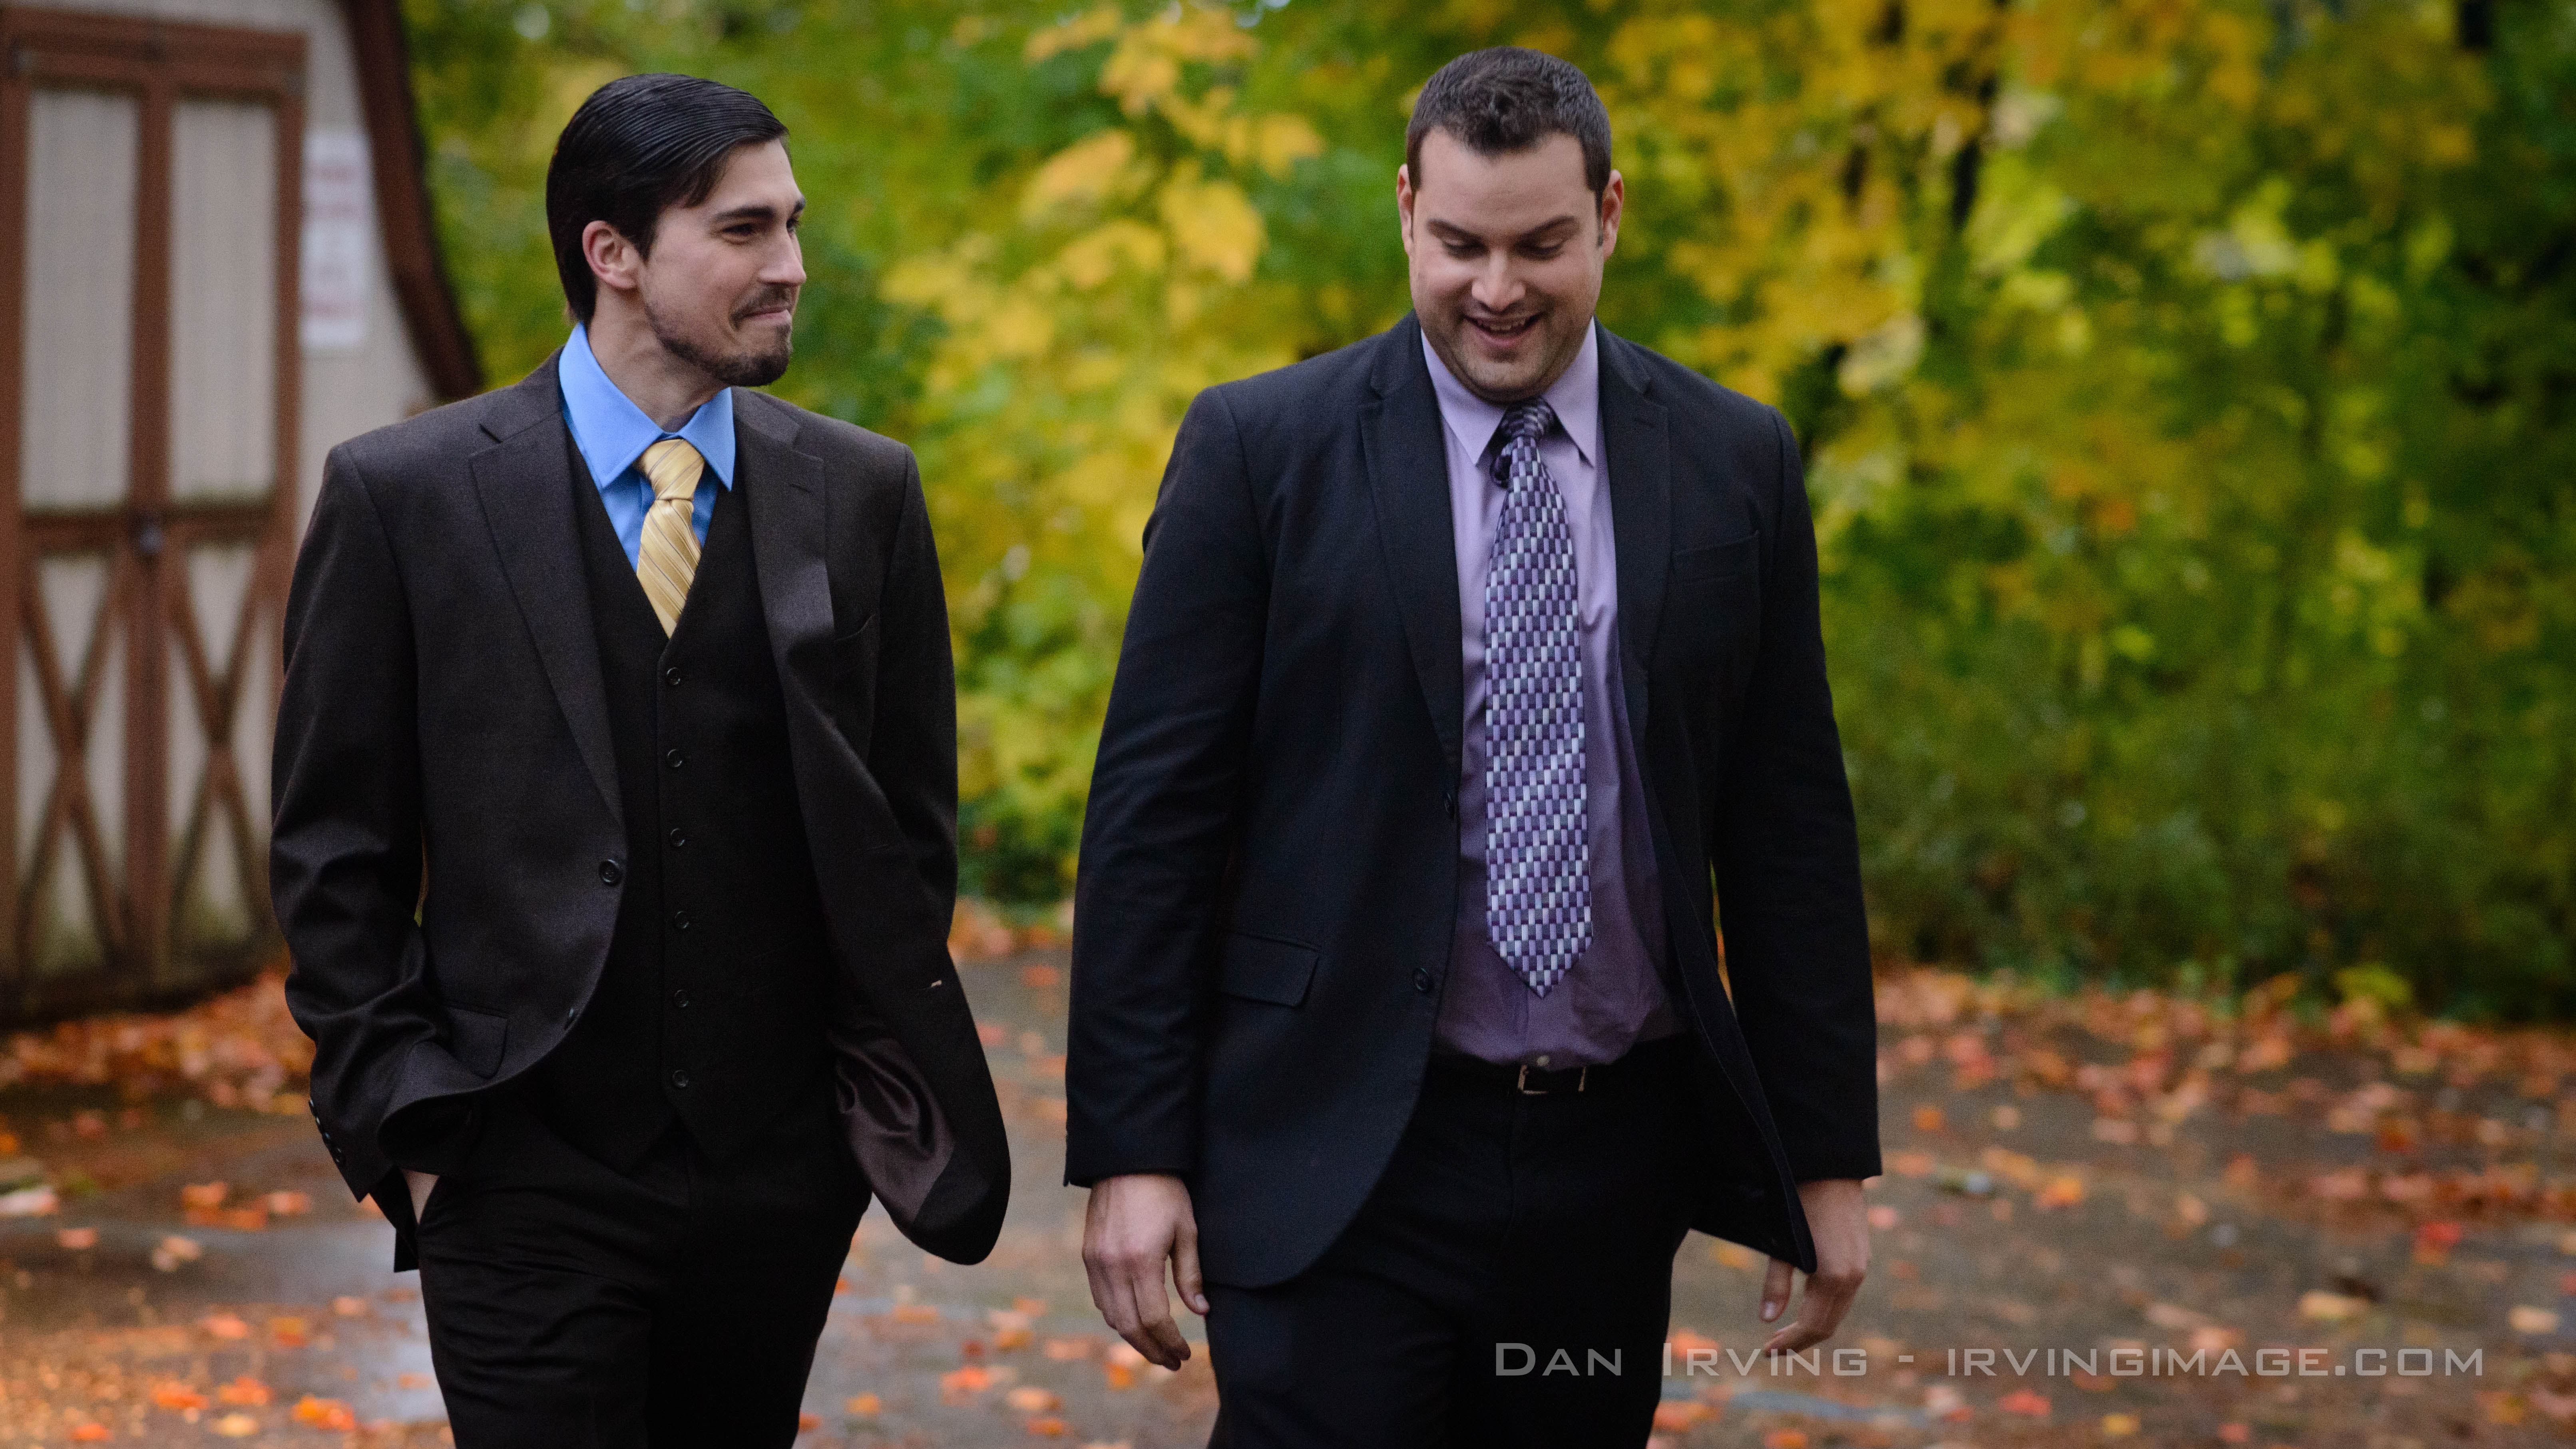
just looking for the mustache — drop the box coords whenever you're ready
[733,288,797,322]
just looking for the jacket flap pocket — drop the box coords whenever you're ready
[1672,532,1759,583]
[447,1005,510,1079]
[1217,933,1320,1007]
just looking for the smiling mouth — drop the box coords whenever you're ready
[1467,314,1540,342]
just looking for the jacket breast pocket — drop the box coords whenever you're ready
[1217,932,1320,1007]
[1671,532,1760,584]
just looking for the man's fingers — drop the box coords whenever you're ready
[1125,1257,1190,1368]
[1760,1258,1793,1322]
[1174,1218,1208,1316]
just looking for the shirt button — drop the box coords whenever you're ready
[665,748,686,771]
[670,1069,691,1089]
[663,666,684,688]
[673,989,691,1009]
[598,859,623,886]
[667,827,687,849]
[1413,968,1434,993]
[672,909,692,932]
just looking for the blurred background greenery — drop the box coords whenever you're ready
[402,0,2574,1017]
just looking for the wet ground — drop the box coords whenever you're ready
[0,954,2572,1446]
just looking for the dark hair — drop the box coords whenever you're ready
[545,74,788,324]
[1406,48,1612,198]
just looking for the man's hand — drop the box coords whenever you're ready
[1082,1173,1205,1370]
[403,1168,436,1224]
[1759,1177,1869,1353]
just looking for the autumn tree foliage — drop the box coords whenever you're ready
[403,0,2574,1014]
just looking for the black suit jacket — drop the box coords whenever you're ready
[1066,315,1880,1288]
[273,356,1009,1264]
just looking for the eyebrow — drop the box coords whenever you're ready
[1424,214,1582,245]
[710,198,807,227]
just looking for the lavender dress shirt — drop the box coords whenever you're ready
[1425,322,1683,1069]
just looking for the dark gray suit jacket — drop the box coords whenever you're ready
[1067,315,1880,1288]
[272,356,1009,1265]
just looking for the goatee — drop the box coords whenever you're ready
[648,295,794,388]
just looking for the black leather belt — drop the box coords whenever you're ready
[1427,1032,1692,1095]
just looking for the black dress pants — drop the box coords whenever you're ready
[1204,1033,1703,1449]
[414,1089,868,1448]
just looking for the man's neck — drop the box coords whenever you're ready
[585,309,723,432]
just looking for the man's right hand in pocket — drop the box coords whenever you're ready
[1082,1173,1205,1369]
[403,1168,436,1224]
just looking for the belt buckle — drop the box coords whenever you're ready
[1515,1063,1588,1095]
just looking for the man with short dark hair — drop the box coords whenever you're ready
[1068,47,1879,1446]
[273,73,1009,1446]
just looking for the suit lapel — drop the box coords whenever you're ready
[733,395,835,703]
[468,354,621,825]
[1597,329,1672,747]
[1360,315,1465,768]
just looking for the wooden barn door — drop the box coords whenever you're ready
[0,8,303,1017]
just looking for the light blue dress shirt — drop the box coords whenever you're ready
[557,323,736,567]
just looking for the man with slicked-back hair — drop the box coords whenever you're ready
[273,74,1008,1445]
[1068,48,1879,1446]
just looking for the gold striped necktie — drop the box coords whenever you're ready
[636,438,705,635]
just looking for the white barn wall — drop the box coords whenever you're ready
[38,0,440,541]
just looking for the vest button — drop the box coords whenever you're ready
[670,1068,691,1089]
[1413,968,1434,993]
[663,665,684,688]
[667,827,686,849]
[672,909,692,932]
[665,748,686,770]
[672,989,691,1009]
[598,859,623,886]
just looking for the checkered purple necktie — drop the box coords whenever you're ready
[1483,399,1591,997]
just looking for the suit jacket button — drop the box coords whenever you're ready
[672,909,692,932]
[599,859,623,886]
[663,665,684,688]
[1413,968,1434,993]
[665,748,686,771]
[670,1068,691,1089]
[672,989,691,1009]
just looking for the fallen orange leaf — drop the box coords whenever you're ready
[1103,1362,1136,1390]
[291,1395,356,1431]
[1025,1417,1069,1438]
[1654,1401,1714,1429]
[797,1411,821,1432]
[151,1382,210,1412]
[56,1226,96,1250]
[846,1393,881,1415]
[69,1423,109,1441]
[1005,1386,1061,1413]
[179,1182,229,1210]
[269,1315,309,1347]
[1760,1429,1806,1449]
[1999,1389,2051,1417]
[201,1313,251,1340]
[211,1414,257,1438]
[216,1376,272,1407]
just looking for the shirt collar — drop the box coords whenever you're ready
[558,323,737,492]
[1421,318,1601,472]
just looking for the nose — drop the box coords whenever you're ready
[1470,250,1522,315]
[765,233,807,290]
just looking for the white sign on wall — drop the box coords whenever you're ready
[301,129,371,351]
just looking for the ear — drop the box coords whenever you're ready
[1396,163,1417,258]
[583,219,643,299]
[1597,169,1625,261]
